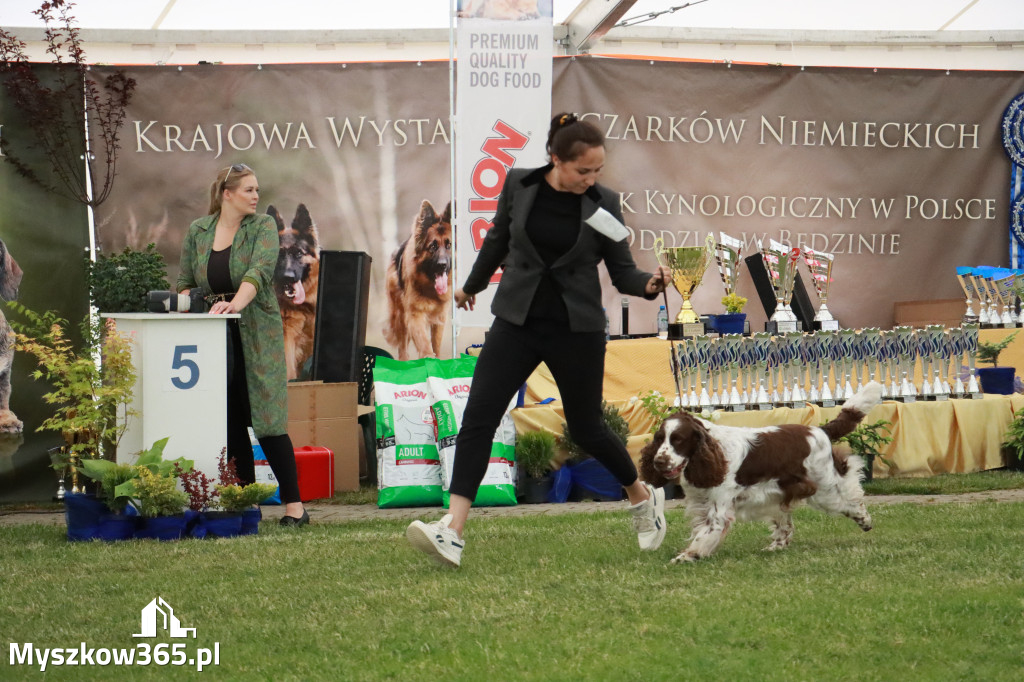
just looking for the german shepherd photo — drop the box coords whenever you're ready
[269,204,319,381]
[0,237,24,433]
[384,200,453,360]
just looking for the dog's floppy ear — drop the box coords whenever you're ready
[266,205,285,230]
[682,416,727,489]
[639,424,670,489]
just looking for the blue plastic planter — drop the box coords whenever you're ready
[712,313,746,335]
[64,492,106,541]
[96,513,138,541]
[136,515,187,541]
[202,511,243,538]
[240,508,262,535]
[977,367,1015,395]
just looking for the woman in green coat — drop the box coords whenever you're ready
[177,163,308,526]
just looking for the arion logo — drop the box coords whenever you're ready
[133,597,196,639]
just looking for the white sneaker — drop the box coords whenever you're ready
[629,484,666,551]
[406,514,464,567]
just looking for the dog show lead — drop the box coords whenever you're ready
[407,113,673,567]
[177,163,309,526]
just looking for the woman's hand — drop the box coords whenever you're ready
[454,288,476,311]
[645,266,672,295]
[209,299,241,314]
[209,282,257,314]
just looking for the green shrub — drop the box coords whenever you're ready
[85,244,169,313]
[516,430,557,479]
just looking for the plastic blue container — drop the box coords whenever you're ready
[64,492,106,541]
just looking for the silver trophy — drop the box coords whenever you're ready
[836,329,857,399]
[956,267,980,324]
[715,232,744,301]
[751,332,773,409]
[803,248,839,330]
[722,334,745,411]
[759,239,801,333]
[894,326,918,402]
[962,323,983,397]
[859,328,882,384]
[693,335,714,409]
[815,331,836,407]
[785,332,807,405]
[969,271,992,326]
[992,272,1018,327]
[926,325,950,400]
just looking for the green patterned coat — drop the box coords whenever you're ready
[176,212,288,437]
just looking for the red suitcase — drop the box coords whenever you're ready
[294,446,334,501]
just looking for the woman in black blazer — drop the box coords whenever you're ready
[407,114,671,567]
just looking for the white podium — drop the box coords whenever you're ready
[104,313,238,480]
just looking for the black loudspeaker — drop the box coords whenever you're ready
[311,251,372,383]
[743,253,816,332]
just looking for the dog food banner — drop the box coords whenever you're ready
[84,59,1024,360]
[455,1,554,328]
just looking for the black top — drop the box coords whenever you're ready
[207,246,234,295]
[524,179,581,321]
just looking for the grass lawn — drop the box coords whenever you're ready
[2,500,1023,681]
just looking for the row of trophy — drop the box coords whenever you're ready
[956,266,1023,327]
[669,324,983,411]
[654,232,838,339]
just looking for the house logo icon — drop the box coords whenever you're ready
[133,597,196,638]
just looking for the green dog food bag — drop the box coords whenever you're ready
[374,357,443,508]
[426,356,517,508]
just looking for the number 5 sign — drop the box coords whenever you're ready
[104,313,238,480]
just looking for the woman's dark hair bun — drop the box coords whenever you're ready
[547,111,603,162]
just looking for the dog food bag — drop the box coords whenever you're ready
[425,356,517,508]
[374,357,443,508]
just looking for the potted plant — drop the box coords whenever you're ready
[709,293,747,335]
[975,330,1019,395]
[1000,407,1024,472]
[7,305,137,489]
[215,482,278,537]
[85,244,170,313]
[515,430,556,503]
[199,453,272,537]
[132,467,189,540]
[836,418,894,482]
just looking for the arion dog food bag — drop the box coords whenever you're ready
[375,357,443,508]
[425,356,517,508]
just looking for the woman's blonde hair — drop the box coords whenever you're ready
[208,163,254,215]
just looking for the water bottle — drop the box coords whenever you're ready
[657,305,669,339]
[604,308,610,340]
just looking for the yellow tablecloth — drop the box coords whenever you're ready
[512,331,1024,478]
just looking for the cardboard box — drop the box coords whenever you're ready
[287,381,359,492]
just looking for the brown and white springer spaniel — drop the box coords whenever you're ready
[640,381,883,563]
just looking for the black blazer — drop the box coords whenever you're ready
[463,165,657,332]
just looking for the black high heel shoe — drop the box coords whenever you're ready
[279,509,309,527]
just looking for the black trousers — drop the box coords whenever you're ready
[226,321,302,504]
[448,316,638,500]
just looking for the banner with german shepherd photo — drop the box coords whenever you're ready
[88,59,1024,367]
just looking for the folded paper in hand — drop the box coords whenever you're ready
[585,207,629,242]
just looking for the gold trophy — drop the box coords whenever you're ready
[759,239,801,333]
[803,248,838,330]
[654,234,715,339]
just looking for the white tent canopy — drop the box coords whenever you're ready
[2,0,1022,69]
